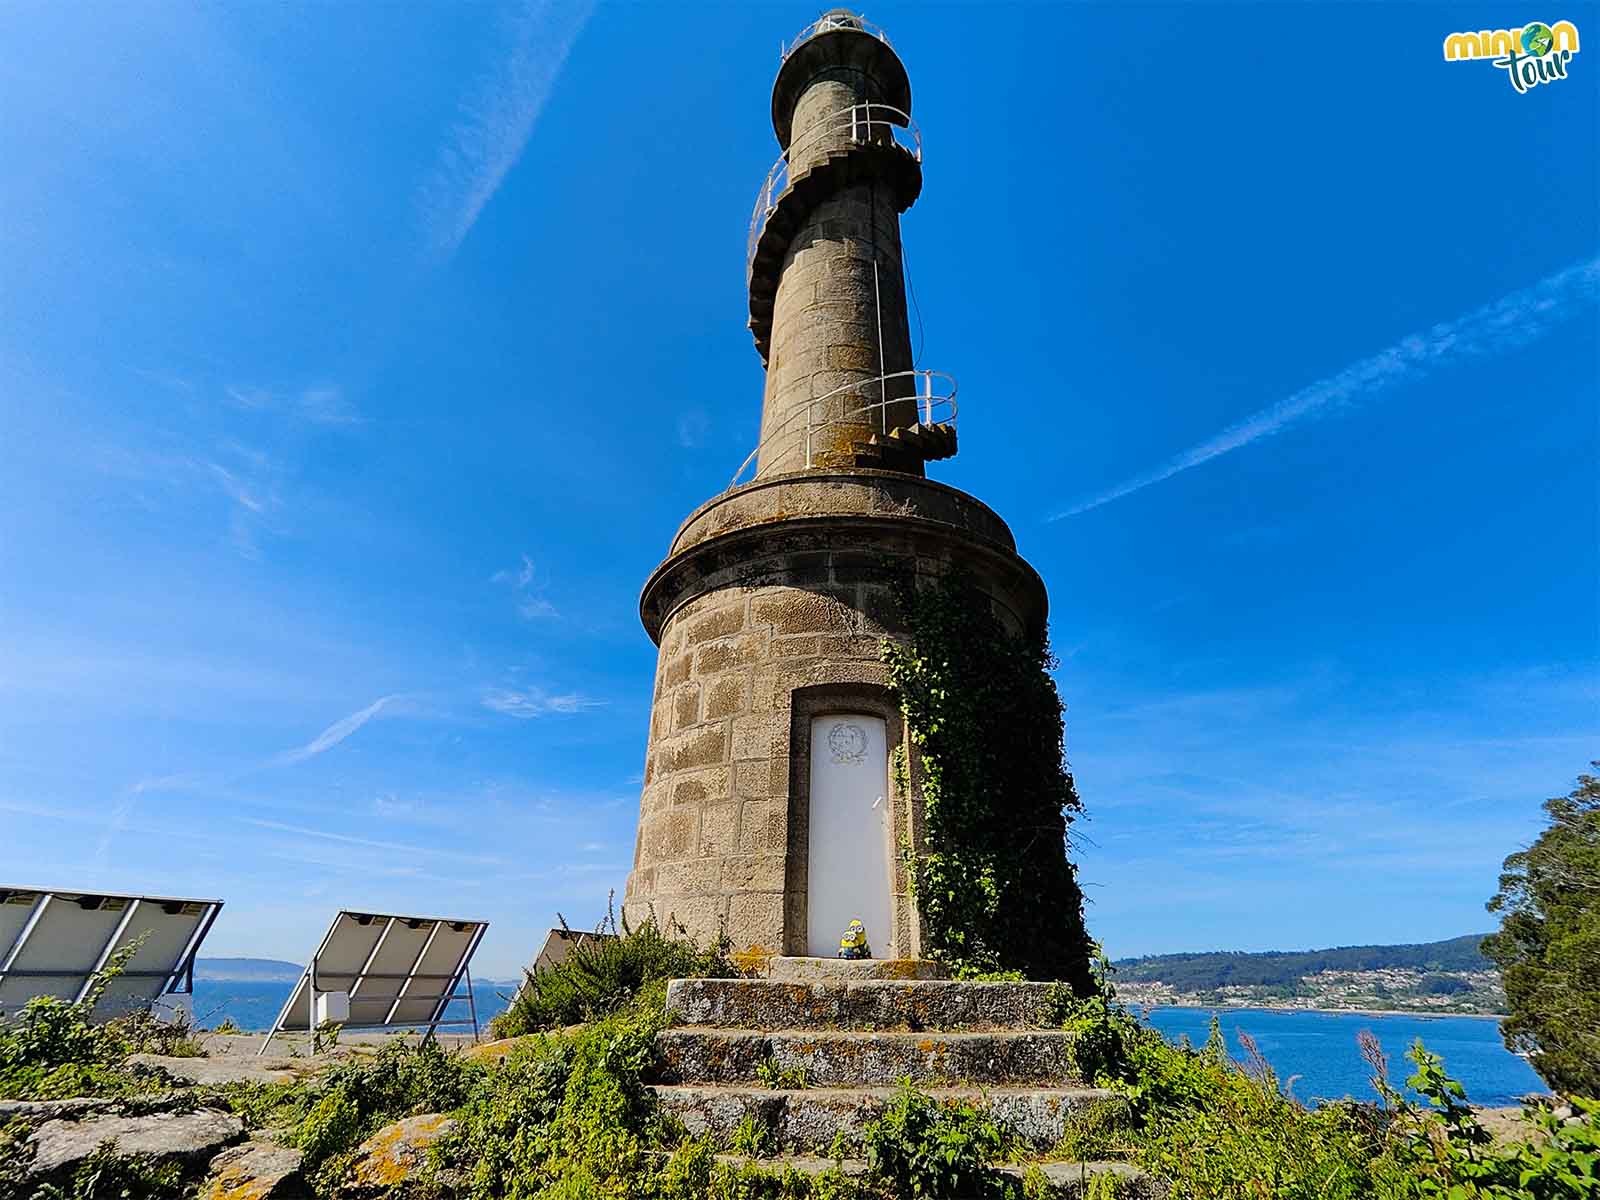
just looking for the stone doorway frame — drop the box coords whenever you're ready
[783,682,925,958]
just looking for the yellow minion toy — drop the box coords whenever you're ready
[837,919,870,959]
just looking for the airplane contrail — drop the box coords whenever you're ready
[1050,255,1600,520]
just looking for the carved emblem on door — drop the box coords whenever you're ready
[827,721,868,765]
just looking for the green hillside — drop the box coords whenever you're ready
[1112,934,1492,991]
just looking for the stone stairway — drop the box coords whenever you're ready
[851,421,958,469]
[654,962,1155,1193]
[747,141,923,364]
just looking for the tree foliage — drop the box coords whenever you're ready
[882,574,1093,988]
[1482,763,1600,1097]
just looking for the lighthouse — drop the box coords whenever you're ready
[624,11,1050,961]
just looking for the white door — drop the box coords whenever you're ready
[807,714,892,958]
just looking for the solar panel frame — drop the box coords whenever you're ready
[0,887,222,1020]
[259,910,487,1054]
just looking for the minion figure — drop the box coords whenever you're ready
[837,919,870,959]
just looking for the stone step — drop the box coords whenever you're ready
[656,1083,1122,1152]
[711,1153,1158,1198]
[764,956,949,982]
[655,1028,1083,1087]
[667,977,1065,1031]
[855,422,958,466]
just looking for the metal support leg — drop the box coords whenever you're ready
[465,968,480,1042]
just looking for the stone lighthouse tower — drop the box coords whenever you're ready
[624,11,1047,960]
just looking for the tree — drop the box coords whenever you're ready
[1482,763,1600,1096]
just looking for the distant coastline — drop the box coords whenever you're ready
[1114,933,1506,1018]
[194,957,302,983]
[1141,1002,1504,1021]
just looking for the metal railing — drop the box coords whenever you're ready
[729,368,957,489]
[780,12,893,61]
[747,101,921,275]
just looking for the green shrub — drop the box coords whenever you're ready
[491,905,734,1038]
[1137,1032,1380,1198]
[754,1057,810,1090]
[283,1037,484,1176]
[1072,995,1600,1200]
[1364,1035,1600,1198]
[295,1088,362,1171]
[862,1083,1008,1198]
[0,942,197,1101]
[445,1008,661,1199]
[730,1113,776,1158]
[27,1140,185,1200]
[0,995,109,1075]
[1046,951,1141,1086]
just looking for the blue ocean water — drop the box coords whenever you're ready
[191,984,1544,1109]
[1143,1006,1547,1108]
[191,980,517,1036]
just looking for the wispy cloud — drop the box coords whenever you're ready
[206,460,268,514]
[417,0,595,261]
[482,686,601,719]
[491,553,559,620]
[275,695,401,766]
[1051,255,1600,519]
[677,407,710,449]
[226,384,361,427]
[242,817,505,866]
[131,771,211,795]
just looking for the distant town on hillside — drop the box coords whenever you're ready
[1112,934,1505,1015]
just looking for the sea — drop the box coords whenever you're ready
[191,982,1546,1109]
[191,979,520,1041]
[1142,1006,1546,1108]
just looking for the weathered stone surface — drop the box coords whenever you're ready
[705,675,750,720]
[726,892,785,951]
[202,1141,306,1200]
[720,854,787,893]
[665,977,1063,1030]
[0,1096,118,1121]
[736,799,787,854]
[1008,1160,1161,1198]
[342,1114,458,1194]
[666,473,1017,559]
[126,1053,298,1086]
[707,1153,1159,1197]
[656,1084,1120,1151]
[657,856,724,897]
[764,956,947,983]
[27,1110,244,1182]
[655,1028,1083,1088]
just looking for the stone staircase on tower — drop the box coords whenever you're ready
[653,960,1159,1196]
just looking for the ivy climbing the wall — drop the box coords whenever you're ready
[882,573,1096,990]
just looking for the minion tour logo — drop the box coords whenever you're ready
[1443,20,1580,91]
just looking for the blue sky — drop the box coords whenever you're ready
[1,2,1595,978]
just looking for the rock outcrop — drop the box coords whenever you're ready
[202,1141,308,1200]
[342,1114,459,1196]
[25,1109,244,1184]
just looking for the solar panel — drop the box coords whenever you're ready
[259,910,488,1054]
[0,887,222,1020]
